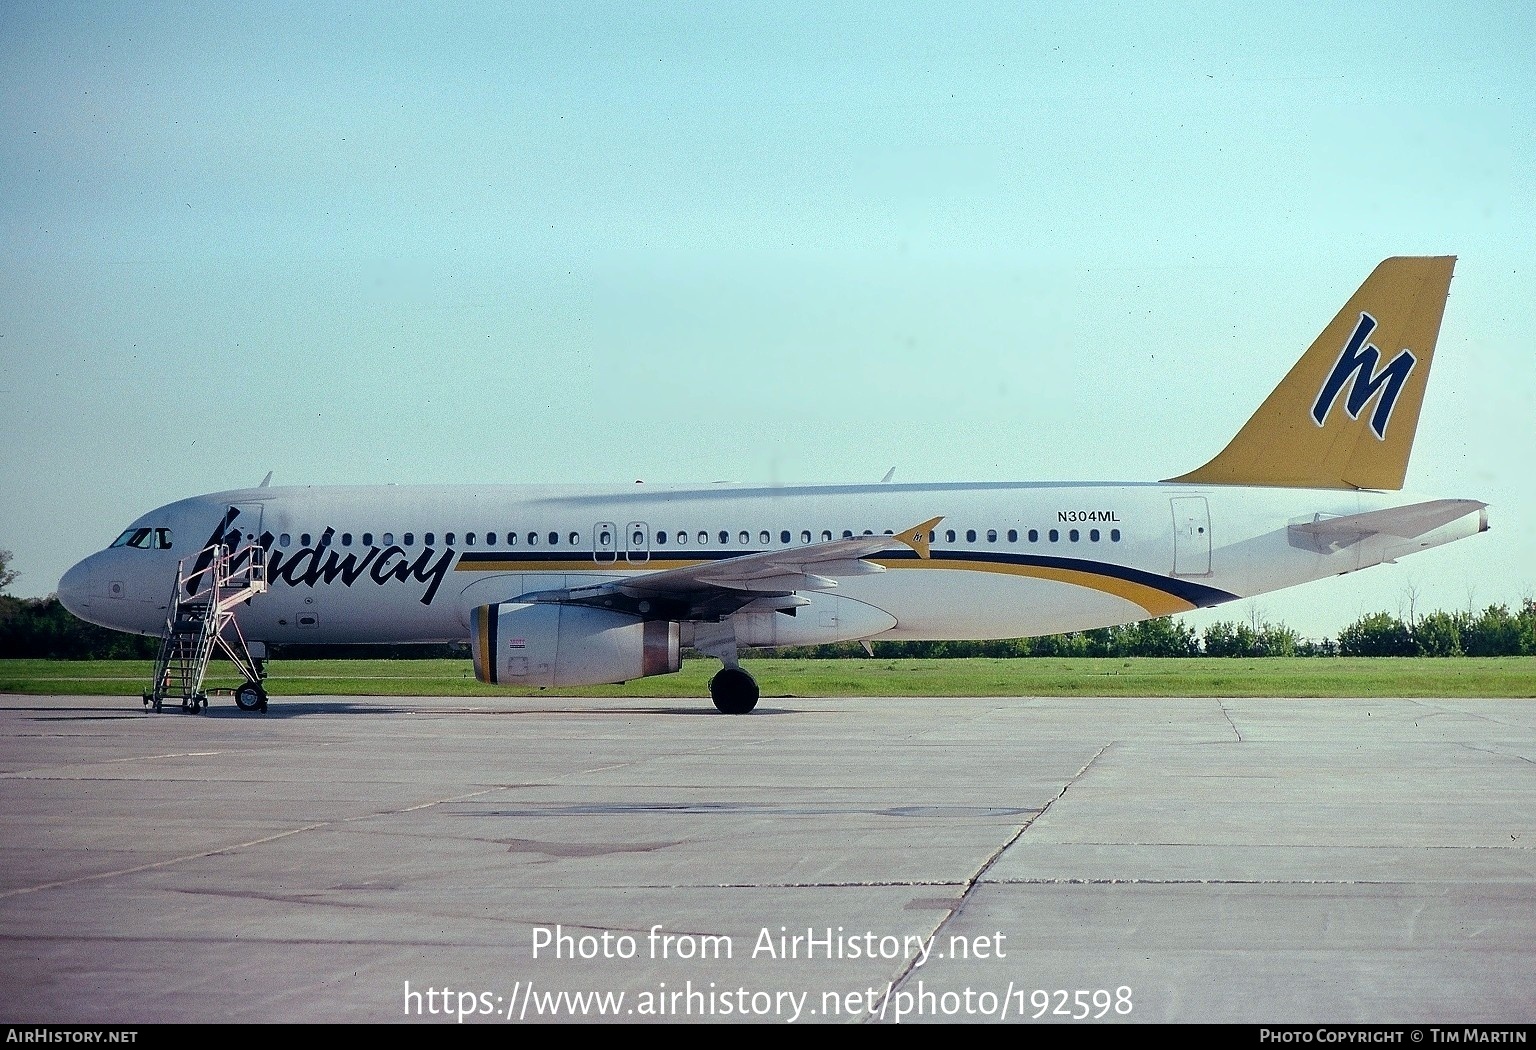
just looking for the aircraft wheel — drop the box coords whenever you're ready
[234,682,267,713]
[710,667,759,714]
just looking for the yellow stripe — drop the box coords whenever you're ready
[458,556,1194,619]
[876,558,1196,618]
[455,558,705,573]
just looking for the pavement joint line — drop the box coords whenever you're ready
[1,750,231,778]
[1459,742,1536,766]
[0,786,507,900]
[1217,698,1243,742]
[867,741,1114,1022]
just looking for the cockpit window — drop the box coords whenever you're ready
[110,527,173,550]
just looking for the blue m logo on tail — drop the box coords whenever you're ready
[1311,312,1416,439]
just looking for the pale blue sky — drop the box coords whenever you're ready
[2,1,1532,638]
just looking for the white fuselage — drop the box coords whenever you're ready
[58,480,1486,648]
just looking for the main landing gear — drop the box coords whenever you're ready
[709,666,759,714]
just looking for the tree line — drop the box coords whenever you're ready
[760,602,1536,659]
[4,591,1532,660]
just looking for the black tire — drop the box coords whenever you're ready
[710,667,759,714]
[234,682,267,713]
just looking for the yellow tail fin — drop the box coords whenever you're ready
[1167,256,1455,491]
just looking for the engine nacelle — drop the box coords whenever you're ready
[470,602,680,687]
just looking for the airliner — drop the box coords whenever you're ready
[58,257,1488,713]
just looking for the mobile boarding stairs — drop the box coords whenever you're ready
[144,543,269,713]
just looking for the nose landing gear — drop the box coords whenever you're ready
[234,681,268,713]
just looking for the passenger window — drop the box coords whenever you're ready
[780,530,791,544]
[382,532,394,545]
[465,533,476,546]
[550,531,559,545]
[821,530,832,542]
[301,533,313,546]
[569,531,579,545]
[1111,529,1122,542]
[945,529,956,543]
[656,531,668,545]
[403,533,414,546]
[842,531,853,539]
[424,533,434,546]
[1069,529,1080,542]
[528,532,538,546]
[1007,529,1017,542]
[631,530,642,545]
[800,531,811,544]
[600,529,611,545]
[485,532,496,545]
[759,530,770,545]
[966,529,977,543]
[507,532,517,546]
[1049,529,1059,542]
[1028,529,1039,543]
[445,532,456,545]
[279,533,291,547]
[341,533,353,547]
[675,531,687,546]
[739,531,749,544]
[362,533,373,546]
[1090,529,1100,542]
[701,531,710,545]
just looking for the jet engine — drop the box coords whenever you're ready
[470,602,680,687]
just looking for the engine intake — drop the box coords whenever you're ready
[470,602,680,687]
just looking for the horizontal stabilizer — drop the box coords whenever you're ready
[1288,499,1486,553]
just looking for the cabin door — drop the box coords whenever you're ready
[1171,497,1211,576]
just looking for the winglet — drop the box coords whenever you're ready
[897,517,944,559]
[1167,256,1455,491]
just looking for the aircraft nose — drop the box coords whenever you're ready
[57,558,97,619]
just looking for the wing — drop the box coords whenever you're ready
[514,516,943,620]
